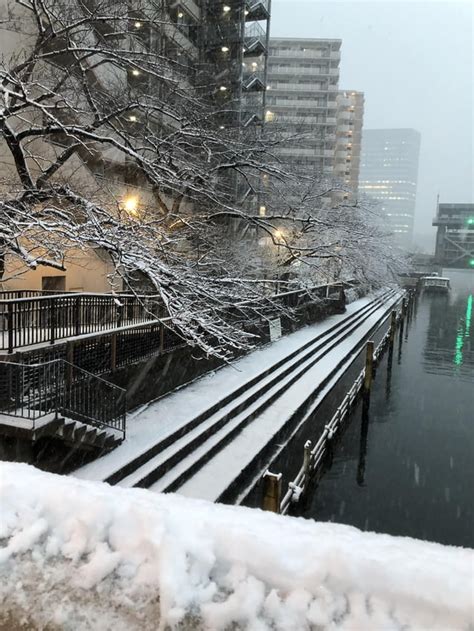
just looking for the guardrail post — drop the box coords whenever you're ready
[364,340,374,391]
[50,298,56,345]
[303,440,312,483]
[7,302,14,354]
[75,295,81,336]
[110,333,117,371]
[262,471,282,513]
[65,342,74,388]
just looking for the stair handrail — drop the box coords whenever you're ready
[0,359,126,439]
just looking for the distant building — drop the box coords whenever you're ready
[334,90,364,199]
[433,203,474,269]
[359,129,421,248]
[266,39,364,202]
[266,38,342,179]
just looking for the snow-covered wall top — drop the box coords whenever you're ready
[0,463,472,630]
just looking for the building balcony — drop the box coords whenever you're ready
[337,96,352,107]
[268,65,339,79]
[270,99,330,108]
[269,82,330,93]
[269,48,341,61]
[337,111,352,121]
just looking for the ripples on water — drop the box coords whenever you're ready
[300,271,474,547]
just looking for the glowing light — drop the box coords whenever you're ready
[259,205,266,217]
[453,295,473,367]
[265,110,275,122]
[123,196,139,215]
[129,115,137,122]
[221,46,229,52]
[219,85,227,92]
[223,5,231,12]
[131,69,140,76]
[134,21,142,28]
[178,12,184,17]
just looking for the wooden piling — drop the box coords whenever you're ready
[390,310,397,344]
[364,340,375,391]
[262,471,282,513]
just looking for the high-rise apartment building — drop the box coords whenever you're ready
[266,40,364,202]
[334,90,364,197]
[266,38,342,178]
[359,129,421,248]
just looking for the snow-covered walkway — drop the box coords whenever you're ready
[74,294,380,484]
[1,463,472,631]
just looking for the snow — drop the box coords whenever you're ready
[1,462,472,631]
[173,290,401,501]
[74,293,381,483]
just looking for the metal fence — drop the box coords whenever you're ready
[0,360,126,438]
[278,307,403,515]
[0,292,164,353]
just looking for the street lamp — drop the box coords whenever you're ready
[123,196,139,216]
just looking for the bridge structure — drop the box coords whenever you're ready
[433,203,474,269]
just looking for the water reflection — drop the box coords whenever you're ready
[300,275,474,547]
[423,290,473,380]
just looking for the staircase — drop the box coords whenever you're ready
[0,359,126,458]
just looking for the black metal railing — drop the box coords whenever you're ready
[0,292,164,353]
[0,360,126,438]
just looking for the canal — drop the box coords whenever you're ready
[298,271,474,548]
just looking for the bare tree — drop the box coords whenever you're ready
[0,0,405,358]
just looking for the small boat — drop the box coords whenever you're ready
[421,275,450,293]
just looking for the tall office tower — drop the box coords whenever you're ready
[266,38,342,179]
[334,90,364,199]
[359,129,421,248]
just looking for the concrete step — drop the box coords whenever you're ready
[105,290,396,486]
[115,291,399,491]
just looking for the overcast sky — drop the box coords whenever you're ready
[270,0,473,250]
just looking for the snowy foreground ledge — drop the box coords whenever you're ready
[1,464,472,631]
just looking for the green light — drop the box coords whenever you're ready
[467,218,474,225]
[453,295,473,367]
[469,259,474,267]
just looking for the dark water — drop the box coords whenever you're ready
[299,271,474,548]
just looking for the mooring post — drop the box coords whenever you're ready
[262,470,282,513]
[390,310,397,344]
[402,297,407,318]
[364,340,375,391]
